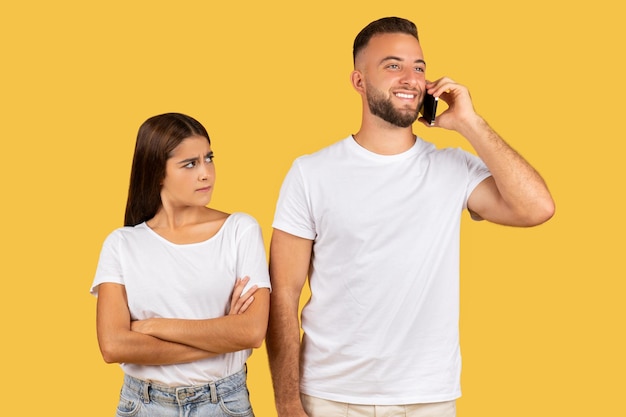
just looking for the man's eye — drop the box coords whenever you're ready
[388,64,399,69]
[415,67,425,73]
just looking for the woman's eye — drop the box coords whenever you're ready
[184,161,196,168]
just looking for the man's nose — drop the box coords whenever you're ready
[400,68,418,88]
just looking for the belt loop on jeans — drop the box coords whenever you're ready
[142,380,150,404]
[209,381,218,403]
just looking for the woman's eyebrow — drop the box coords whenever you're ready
[177,152,213,165]
[176,156,200,165]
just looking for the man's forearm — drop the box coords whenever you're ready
[266,290,308,416]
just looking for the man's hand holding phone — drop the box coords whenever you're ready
[419,91,438,126]
[420,78,479,132]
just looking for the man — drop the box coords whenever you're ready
[266,17,554,417]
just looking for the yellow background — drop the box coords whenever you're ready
[1,1,623,416]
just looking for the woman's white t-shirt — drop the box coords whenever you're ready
[91,212,270,385]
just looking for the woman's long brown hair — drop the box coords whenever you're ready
[124,113,210,226]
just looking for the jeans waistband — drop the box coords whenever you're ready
[122,367,247,405]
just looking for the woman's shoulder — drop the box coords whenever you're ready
[226,211,261,229]
[103,222,144,236]
[99,223,151,249]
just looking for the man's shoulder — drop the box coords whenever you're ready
[294,136,353,164]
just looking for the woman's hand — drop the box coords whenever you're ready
[229,276,258,315]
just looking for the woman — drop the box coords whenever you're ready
[91,113,270,417]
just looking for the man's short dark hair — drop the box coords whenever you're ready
[353,17,419,64]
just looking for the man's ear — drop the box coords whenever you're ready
[350,70,365,93]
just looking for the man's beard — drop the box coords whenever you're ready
[366,82,421,128]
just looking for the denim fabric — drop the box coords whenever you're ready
[116,368,254,417]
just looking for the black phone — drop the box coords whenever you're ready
[420,92,438,126]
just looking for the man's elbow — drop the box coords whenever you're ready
[519,197,556,226]
[532,197,556,225]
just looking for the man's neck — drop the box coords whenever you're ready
[353,120,416,155]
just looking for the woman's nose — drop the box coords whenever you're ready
[198,163,211,180]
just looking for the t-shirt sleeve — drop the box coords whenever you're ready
[90,230,125,297]
[234,214,271,293]
[462,150,492,210]
[272,160,316,240]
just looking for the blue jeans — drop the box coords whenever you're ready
[115,368,254,417]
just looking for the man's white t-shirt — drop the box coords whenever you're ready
[273,136,491,404]
[91,212,271,385]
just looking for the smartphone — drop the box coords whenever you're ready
[420,92,438,126]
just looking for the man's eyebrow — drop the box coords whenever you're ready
[380,56,426,66]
